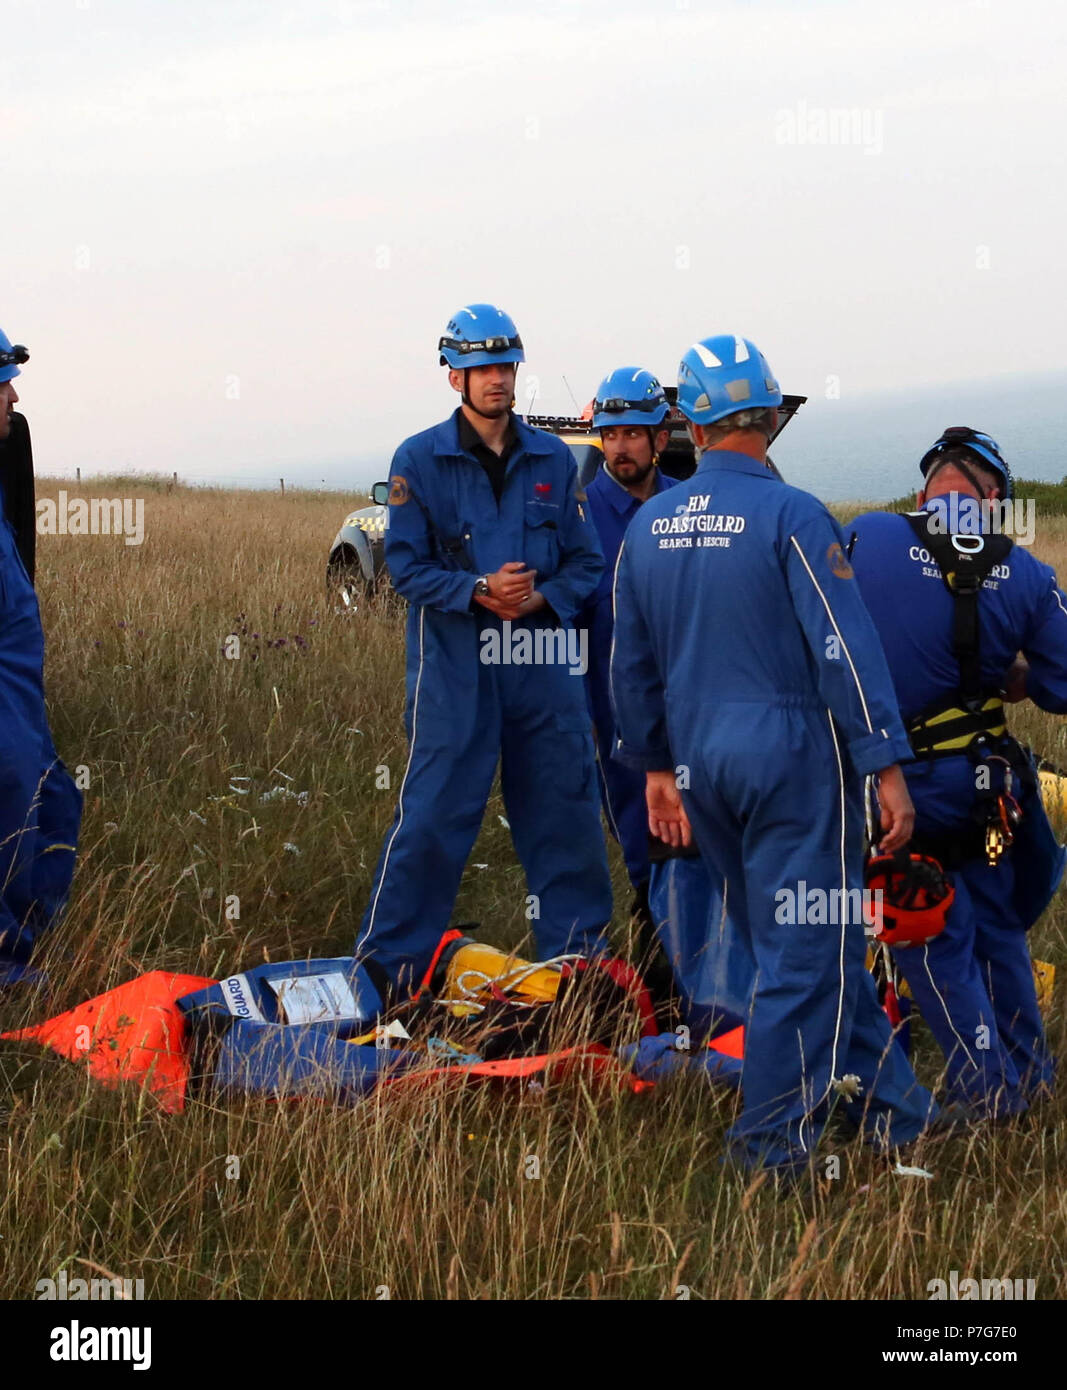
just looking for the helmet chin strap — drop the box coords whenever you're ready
[925,455,994,500]
[462,369,514,420]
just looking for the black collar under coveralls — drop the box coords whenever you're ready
[457,410,517,505]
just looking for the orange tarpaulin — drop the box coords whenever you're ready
[2,970,213,1113]
[2,969,746,1112]
[385,1028,745,1095]
[709,1025,744,1060]
[384,1042,654,1094]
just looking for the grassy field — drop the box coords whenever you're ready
[2,475,1066,1301]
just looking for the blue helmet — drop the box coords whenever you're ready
[592,366,670,429]
[919,427,1013,501]
[0,326,28,384]
[676,335,781,426]
[438,304,525,368]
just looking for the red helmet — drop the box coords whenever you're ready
[864,851,954,949]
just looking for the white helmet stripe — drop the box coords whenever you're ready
[692,342,722,368]
[734,336,749,363]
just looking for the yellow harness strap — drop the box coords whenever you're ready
[907,696,1006,755]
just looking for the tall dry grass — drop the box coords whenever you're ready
[1,477,1065,1300]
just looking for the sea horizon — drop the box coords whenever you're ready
[28,368,1067,507]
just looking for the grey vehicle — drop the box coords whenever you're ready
[326,480,390,609]
[325,390,807,605]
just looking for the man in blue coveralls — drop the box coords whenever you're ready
[611,333,937,1174]
[850,429,1067,1119]
[580,367,750,1035]
[0,326,82,989]
[580,367,678,897]
[355,304,613,992]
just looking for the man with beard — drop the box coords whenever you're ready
[581,368,678,899]
[579,368,752,1036]
[0,326,82,989]
[354,304,613,993]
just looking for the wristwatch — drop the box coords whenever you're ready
[473,576,491,598]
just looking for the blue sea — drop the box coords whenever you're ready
[39,370,1066,504]
[271,370,1067,504]
[771,371,1067,504]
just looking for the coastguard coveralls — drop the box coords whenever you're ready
[355,408,613,989]
[647,844,756,1039]
[851,501,1067,1115]
[581,460,754,1035]
[581,461,679,888]
[0,451,82,987]
[611,449,935,1172]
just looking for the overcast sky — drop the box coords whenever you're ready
[3,0,1065,484]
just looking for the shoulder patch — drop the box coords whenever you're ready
[827,541,854,579]
[389,475,410,506]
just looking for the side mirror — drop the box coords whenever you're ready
[371,480,390,506]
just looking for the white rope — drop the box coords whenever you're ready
[442,953,587,1012]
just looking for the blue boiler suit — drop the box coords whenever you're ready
[580,461,754,1034]
[850,503,1067,1116]
[0,478,81,987]
[581,462,680,888]
[611,449,935,1172]
[355,409,613,990]
[647,851,756,1039]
